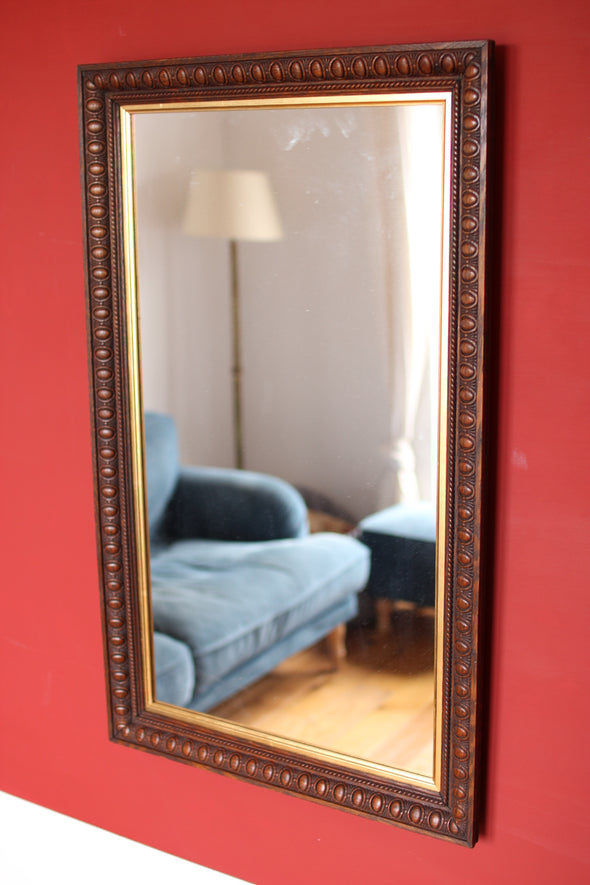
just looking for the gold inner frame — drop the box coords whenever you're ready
[119,92,453,792]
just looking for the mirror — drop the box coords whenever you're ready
[79,41,491,845]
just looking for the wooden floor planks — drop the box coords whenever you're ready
[211,609,436,777]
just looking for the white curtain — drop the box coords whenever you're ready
[378,104,445,508]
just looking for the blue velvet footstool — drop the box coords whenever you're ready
[358,501,436,629]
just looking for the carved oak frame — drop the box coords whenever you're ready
[79,41,491,846]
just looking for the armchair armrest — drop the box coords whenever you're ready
[166,465,309,542]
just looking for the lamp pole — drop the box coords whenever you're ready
[229,239,244,469]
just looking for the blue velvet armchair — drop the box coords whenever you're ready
[146,412,370,711]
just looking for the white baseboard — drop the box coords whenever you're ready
[0,791,251,884]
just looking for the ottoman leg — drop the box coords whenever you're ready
[375,598,394,633]
[326,623,347,668]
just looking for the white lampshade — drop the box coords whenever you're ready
[183,169,283,242]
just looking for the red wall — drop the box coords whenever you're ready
[2,2,589,882]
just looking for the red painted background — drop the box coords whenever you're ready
[1,2,589,882]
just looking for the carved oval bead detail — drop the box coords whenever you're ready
[462,215,478,233]
[459,411,475,427]
[194,66,207,85]
[177,68,189,86]
[462,190,479,209]
[310,60,324,79]
[213,750,224,766]
[461,267,478,284]
[231,65,245,83]
[230,754,240,771]
[88,162,105,176]
[458,504,474,520]
[109,74,121,90]
[464,88,480,105]
[441,53,456,73]
[290,61,304,80]
[459,481,475,497]
[298,773,310,791]
[270,63,284,81]
[182,741,192,756]
[352,789,364,807]
[461,291,477,307]
[315,779,328,795]
[86,99,103,112]
[396,55,410,75]
[213,66,226,84]
[455,618,471,633]
[465,63,480,79]
[463,114,479,132]
[150,732,160,747]
[418,54,432,74]
[263,764,274,781]
[461,243,478,260]
[456,660,471,677]
[99,426,115,439]
[100,446,115,458]
[250,64,264,82]
[373,56,388,76]
[95,328,111,341]
[87,120,104,134]
[246,759,256,775]
[457,574,472,589]
[463,139,479,157]
[429,811,442,829]
[455,639,471,655]
[142,71,154,88]
[334,784,345,802]
[453,784,467,799]
[91,245,108,260]
[330,58,345,78]
[90,226,107,239]
[125,72,138,89]
[371,794,384,813]
[456,596,472,612]
[390,800,403,818]
[167,737,177,752]
[159,70,171,88]
[198,745,208,761]
[352,57,367,78]
[409,805,423,824]
[460,340,476,356]
[459,387,475,404]
[280,768,291,786]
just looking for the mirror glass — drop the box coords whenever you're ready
[130,95,450,782]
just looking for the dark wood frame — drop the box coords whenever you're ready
[78,41,491,846]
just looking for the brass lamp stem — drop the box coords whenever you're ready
[229,239,244,469]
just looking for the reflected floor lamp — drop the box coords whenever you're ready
[183,169,283,469]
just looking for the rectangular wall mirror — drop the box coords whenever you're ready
[79,41,491,845]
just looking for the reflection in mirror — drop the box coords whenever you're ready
[132,98,449,779]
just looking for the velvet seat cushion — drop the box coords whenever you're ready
[153,631,196,708]
[150,532,369,699]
